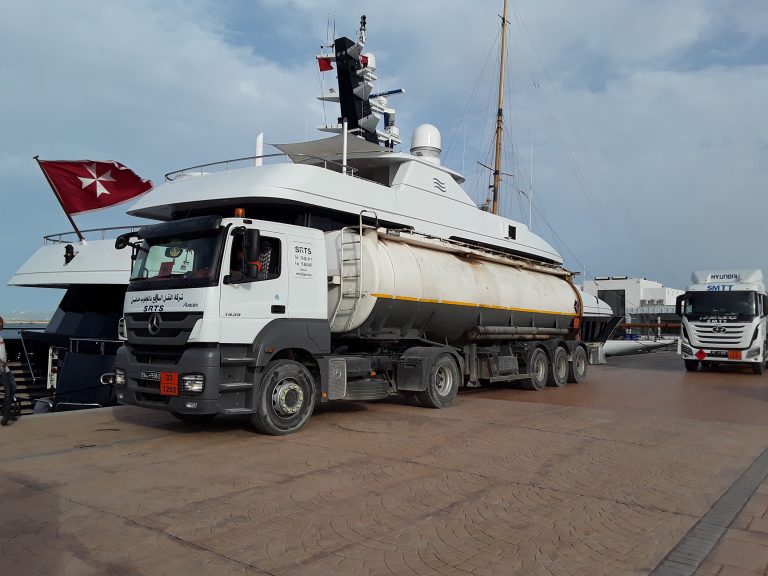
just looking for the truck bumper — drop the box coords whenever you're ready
[114,345,253,416]
[679,340,764,365]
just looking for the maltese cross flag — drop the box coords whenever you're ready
[36,159,153,215]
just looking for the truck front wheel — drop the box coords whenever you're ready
[752,362,765,375]
[684,360,699,372]
[417,353,459,409]
[252,360,316,435]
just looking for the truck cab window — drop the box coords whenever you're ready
[229,235,281,281]
[229,235,244,273]
[254,237,280,281]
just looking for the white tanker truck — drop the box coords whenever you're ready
[113,215,594,434]
[110,22,612,434]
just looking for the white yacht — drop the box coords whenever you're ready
[129,17,562,267]
[9,16,618,412]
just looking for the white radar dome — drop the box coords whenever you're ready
[410,124,442,164]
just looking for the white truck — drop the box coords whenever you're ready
[676,269,768,374]
[112,214,600,434]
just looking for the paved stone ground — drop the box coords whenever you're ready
[1,351,768,575]
[695,478,768,575]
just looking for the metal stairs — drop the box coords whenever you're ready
[3,360,43,414]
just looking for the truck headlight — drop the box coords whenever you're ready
[181,374,205,393]
[681,343,693,356]
[746,346,761,359]
[114,368,126,387]
[118,317,127,341]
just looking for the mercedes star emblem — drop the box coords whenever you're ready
[148,313,162,335]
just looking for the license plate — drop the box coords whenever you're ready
[141,370,161,381]
[160,372,179,396]
[708,351,727,358]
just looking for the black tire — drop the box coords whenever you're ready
[416,353,460,409]
[752,362,765,375]
[567,346,588,383]
[684,360,699,372]
[170,411,216,423]
[547,346,569,388]
[522,347,549,390]
[251,360,316,435]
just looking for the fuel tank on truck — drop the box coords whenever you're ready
[326,228,581,345]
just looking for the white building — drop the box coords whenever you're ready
[582,276,683,335]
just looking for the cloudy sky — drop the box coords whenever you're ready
[1,0,766,317]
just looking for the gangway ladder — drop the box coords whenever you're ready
[331,211,378,332]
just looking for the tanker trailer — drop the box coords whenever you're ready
[113,216,590,435]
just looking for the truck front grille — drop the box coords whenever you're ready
[125,311,203,346]
[691,323,747,346]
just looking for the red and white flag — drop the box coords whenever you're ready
[37,159,153,215]
[317,57,334,72]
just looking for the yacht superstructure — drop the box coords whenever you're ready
[128,17,564,266]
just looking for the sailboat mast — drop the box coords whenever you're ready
[491,0,509,215]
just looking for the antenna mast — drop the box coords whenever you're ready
[491,0,508,215]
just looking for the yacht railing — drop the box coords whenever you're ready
[69,338,123,355]
[43,225,141,245]
[165,153,358,182]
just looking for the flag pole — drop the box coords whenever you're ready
[34,156,85,242]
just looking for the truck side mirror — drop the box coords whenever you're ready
[675,294,685,317]
[115,232,138,250]
[243,229,261,279]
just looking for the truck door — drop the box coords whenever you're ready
[220,232,289,343]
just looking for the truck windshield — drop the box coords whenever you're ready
[128,230,223,291]
[684,291,757,320]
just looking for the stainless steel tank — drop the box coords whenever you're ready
[327,229,580,345]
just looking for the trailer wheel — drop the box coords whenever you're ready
[170,411,216,423]
[752,362,765,375]
[251,360,316,435]
[522,347,549,390]
[547,347,569,387]
[417,353,459,409]
[684,360,699,372]
[567,346,588,384]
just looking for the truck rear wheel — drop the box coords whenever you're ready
[547,347,569,387]
[567,346,588,383]
[416,353,459,409]
[252,360,316,435]
[522,347,549,391]
[684,360,699,372]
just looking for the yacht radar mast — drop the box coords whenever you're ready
[316,15,403,148]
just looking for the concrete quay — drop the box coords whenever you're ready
[1,351,768,575]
